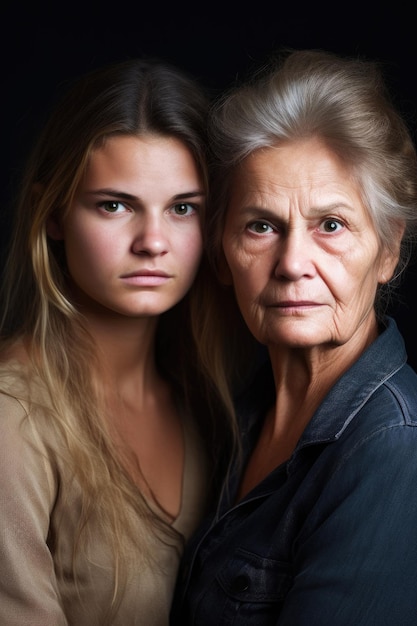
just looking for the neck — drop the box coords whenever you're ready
[81,310,160,394]
[266,316,380,440]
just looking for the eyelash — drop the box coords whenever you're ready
[100,201,127,214]
[247,221,274,234]
[320,218,345,233]
[98,201,198,216]
[247,217,345,234]
[171,202,198,216]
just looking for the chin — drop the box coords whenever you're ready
[261,319,324,347]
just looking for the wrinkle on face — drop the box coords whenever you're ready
[222,138,398,361]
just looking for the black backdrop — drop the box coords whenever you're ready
[3,2,416,368]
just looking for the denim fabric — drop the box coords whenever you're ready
[171,318,417,625]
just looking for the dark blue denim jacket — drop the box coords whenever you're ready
[171,317,417,625]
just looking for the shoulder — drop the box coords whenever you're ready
[294,359,417,480]
[0,369,32,441]
[339,360,417,446]
[321,378,417,486]
[383,362,417,424]
[0,363,59,496]
[354,362,417,434]
[0,362,46,433]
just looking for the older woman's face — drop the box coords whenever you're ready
[222,137,399,351]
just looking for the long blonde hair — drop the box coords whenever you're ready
[0,57,236,613]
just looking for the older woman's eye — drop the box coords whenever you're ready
[320,218,344,233]
[248,221,273,234]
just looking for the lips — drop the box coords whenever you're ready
[276,301,319,307]
[120,269,172,286]
[263,299,324,313]
[121,269,170,278]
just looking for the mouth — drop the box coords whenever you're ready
[120,269,172,286]
[276,301,320,307]
[122,269,170,278]
[267,301,323,314]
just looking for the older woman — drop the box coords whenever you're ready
[171,49,417,625]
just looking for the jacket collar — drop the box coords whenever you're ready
[236,316,407,460]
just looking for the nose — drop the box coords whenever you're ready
[131,213,168,256]
[274,227,316,280]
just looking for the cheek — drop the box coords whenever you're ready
[324,250,381,305]
[64,227,117,278]
[224,252,268,317]
[178,232,203,279]
[223,238,254,277]
[225,244,267,291]
[228,259,265,313]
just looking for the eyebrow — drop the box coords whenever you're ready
[85,188,206,201]
[310,203,356,215]
[235,202,356,219]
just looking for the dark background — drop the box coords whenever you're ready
[3,2,416,368]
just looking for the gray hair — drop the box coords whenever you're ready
[208,49,417,312]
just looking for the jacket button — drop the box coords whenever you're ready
[230,574,250,593]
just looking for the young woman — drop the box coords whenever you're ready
[0,58,233,625]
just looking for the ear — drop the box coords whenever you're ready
[378,221,405,284]
[217,250,233,285]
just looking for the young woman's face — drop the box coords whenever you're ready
[49,135,204,319]
[221,137,400,352]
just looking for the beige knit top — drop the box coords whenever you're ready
[0,364,209,625]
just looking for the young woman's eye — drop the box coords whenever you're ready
[101,201,127,213]
[320,218,344,233]
[172,202,196,216]
[247,221,274,234]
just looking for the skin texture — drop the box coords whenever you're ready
[46,134,206,516]
[48,134,204,323]
[222,137,399,359]
[222,137,403,492]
